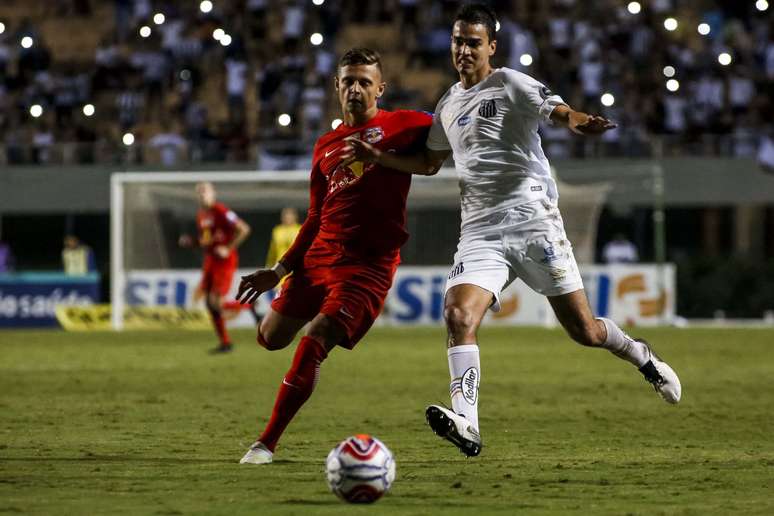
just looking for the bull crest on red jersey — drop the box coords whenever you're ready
[363,126,384,143]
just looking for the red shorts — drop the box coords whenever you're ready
[200,253,237,296]
[271,240,399,349]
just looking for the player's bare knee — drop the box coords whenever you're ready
[257,323,291,351]
[444,304,478,342]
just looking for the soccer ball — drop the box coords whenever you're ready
[325,434,396,503]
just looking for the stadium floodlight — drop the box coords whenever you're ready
[313,0,324,5]
[123,132,135,146]
[153,13,165,25]
[663,18,678,31]
[29,104,43,118]
[495,21,500,32]
[627,2,641,14]
[82,104,95,117]
[310,33,323,46]
[219,34,232,46]
[697,23,710,35]
[663,65,676,77]
[519,53,533,66]
[200,0,213,13]
[212,28,224,41]
[331,118,342,129]
[278,114,291,127]
[0,22,5,34]
[666,79,680,92]
[756,0,768,11]
[600,93,615,107]
[139,26,151,38]
[21,36,33,48]
[717,52,732,66]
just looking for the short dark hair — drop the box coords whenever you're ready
[338,47,382,73]
[455,3,498,42]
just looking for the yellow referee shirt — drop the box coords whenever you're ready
[266,223,301,273]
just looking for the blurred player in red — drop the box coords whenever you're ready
[236,48,431,464]
[179,182,251,353]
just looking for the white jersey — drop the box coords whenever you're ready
[427,67,566,231]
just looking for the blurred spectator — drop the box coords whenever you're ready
[0,240,14,273]
[0,0,771,166]
[603,234,639,264]
[62,235,95,275]
[149,120,187,167]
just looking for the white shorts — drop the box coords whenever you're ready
[445,200,584,311]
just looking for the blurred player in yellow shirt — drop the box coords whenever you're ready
[265,207,302,284]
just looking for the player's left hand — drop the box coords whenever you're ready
[236,269,280,304]
[341,137,381,166]
[214,245,230,259]
[569,112,617,135]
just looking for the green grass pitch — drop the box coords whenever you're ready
[1,326,773,515]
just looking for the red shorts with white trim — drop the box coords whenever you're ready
[200,253,237,296]
[271,240,399,349]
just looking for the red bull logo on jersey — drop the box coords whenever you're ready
[363,126,384,143]
[329,161,366,194]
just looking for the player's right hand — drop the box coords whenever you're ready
[341,137,381,166]
[236,269,280,304]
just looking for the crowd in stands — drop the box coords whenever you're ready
[0,0,771,168]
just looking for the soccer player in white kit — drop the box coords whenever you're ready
[344,3,681,457]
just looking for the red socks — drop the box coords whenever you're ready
[222,300,245,312]
[259,336,329,451]
[207,307,231,346]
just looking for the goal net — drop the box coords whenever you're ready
[110,165,659,329]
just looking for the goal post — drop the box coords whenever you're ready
[109,166,629,330]
[110,170,311,330]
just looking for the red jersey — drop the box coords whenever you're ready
[281,109,432,270]
[197,202,239,259]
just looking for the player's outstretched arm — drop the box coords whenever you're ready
[342,137,450,176]
[550,104,617,135]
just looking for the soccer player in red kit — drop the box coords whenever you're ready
[236,48,432,464]
[179,182,251,353]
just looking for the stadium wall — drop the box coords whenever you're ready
[2,158,774,213]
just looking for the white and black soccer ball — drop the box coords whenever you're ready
[325,434,396,504]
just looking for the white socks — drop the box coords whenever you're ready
[597,317,649,367]
[448,344,480,431]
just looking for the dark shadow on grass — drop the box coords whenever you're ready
[0,456,227,465]
[281,499,342,506]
